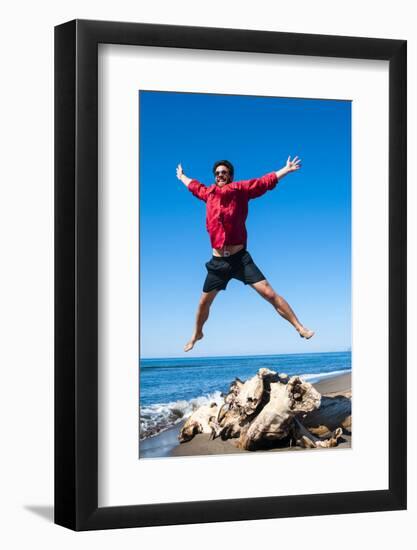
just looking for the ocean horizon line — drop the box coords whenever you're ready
[140,349,351,362]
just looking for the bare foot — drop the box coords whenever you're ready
[184,332,203,352]
[297,327,315,340]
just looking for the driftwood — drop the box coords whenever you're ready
[179,402,219,443]
[178,368,351,450]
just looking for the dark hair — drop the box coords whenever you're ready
[213,160,234,179]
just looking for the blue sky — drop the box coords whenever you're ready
[139,91,351,358]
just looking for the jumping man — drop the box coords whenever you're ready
[176,157,315,352]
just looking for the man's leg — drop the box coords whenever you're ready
[251,279,314,339]
[184,289,220,352]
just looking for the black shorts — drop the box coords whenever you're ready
[203,249,266,292]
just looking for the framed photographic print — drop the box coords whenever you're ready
[55,19,406,530]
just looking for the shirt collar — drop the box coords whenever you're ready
[208,182,236,193]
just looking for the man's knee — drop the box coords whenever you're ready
[199,291,217,307]
[199,296,209,308]
[259,284,277,303]
[265,290,277,303]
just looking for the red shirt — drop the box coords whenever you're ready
[188,172,278,248]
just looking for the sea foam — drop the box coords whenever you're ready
[140,390,224,440]
[300,369,350,383]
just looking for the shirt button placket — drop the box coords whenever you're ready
[218,208,225,247]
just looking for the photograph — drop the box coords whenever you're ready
[138,90,352,459]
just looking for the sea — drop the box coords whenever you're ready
[139,351,351,441]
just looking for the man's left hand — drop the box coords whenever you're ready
[285,156,302,172]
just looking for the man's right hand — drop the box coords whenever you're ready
[176,163,184,180]
[176,163,192,187]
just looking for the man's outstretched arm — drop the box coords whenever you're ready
[176,163,209,202]
[240,156,302,199]
[274,155,302,181]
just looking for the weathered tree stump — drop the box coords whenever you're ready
[178,368,351,450]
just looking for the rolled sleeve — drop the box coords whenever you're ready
[188,179,209,202]
[237,172,278,199]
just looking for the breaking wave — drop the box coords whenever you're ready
[140,391,224,440]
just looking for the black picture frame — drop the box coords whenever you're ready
[55,19,407,531]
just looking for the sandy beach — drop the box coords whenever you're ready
[139,371,351,459]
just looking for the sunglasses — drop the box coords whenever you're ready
[215,170,230,176]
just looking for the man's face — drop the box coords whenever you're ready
[214,165,232,187]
